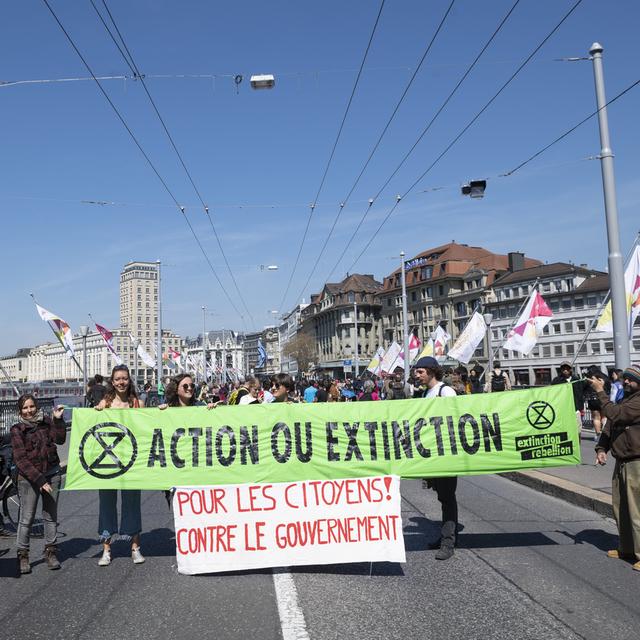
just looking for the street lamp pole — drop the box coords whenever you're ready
[353,302,360,377]
[132,336,140,391]
[222,329,227,384]
[202,306,207,384]
[400,251,410,385]
[590,42,630,370]
[80,325,89,405]
[156,260,163,396]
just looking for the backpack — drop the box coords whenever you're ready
[491,372,506,392]
[437,382,464,397]
[227,387,247,406]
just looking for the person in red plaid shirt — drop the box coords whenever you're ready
[10,394,66,574]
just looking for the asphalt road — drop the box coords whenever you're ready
[1,475,638,640]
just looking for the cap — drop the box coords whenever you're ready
[622,365,640,385]
[414,356,439,370]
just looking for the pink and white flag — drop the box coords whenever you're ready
[502,291,553,355]
[35,303,75,358]
[95,323,123,365]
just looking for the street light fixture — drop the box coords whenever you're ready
[461,179,487,199]
[250,74,275,90]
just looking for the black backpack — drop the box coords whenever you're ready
[491,372,506,392]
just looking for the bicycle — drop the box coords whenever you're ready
[0,474,44,538]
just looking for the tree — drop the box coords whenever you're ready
[282,331,317,374]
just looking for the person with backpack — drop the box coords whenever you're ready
[11,394,66,574]
[388,372,408,400]
[413,356,459,561]
[484,361,511,393]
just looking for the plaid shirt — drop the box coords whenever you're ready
[10,416,66,488]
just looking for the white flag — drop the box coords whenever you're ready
[448,312,487,364]
[380,341,402,373]
[595,244,640,334]
[129,334,156,368]
[35,303,75,358]
[502,291,553,355]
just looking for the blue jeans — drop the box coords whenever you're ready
[98,490,141,542]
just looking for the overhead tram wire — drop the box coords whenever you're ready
[93,0,255,329]
[277,0,386,315]
[342,0,585,275]
[289,0,459,306]
[322,0,522,284]
[502,77,640,177]
[40,0,245,323]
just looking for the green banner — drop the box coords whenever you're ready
[64,384,580,490]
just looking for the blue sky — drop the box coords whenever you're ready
[1,0,639,355]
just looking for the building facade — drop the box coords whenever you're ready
[485,263,640,385]
[184,330,244,382]
[243,328,280,377]
[279,303,309,377]
[378,243,542,364]
[300,274,383,378]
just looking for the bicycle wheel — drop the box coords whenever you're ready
[2,484,20,528]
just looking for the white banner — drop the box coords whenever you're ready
[173,476,405,574]
[448,312,487,364]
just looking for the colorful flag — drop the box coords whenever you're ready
[595,244,640,334]
[257,339,267,369]
[417,325,450,361]
[397,334,422,367]
[367,346,386,374]
[380,341,402,373]
[448,312,487,364]
[35,303,75,358]
[502,290,553,355]
[169,348,182,370]
[95,323,123,365]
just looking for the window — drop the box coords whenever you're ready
[604,341,614,353]
[566,278,574,291]
[549,300,560,312]
[438,285,444,296]
[420,266,433,279]
[565,344,575,356]
[347,292,355,303]
[554,280,563,292]
[554,345,563,357]
[576,320,586,332]
[504,289,511,299]
[426,287,433,298]
[542,282,551,292]
[411,291,417,302]
[574,297,584,309]
[564,322,573,333]
[387,298,392,307]
[561,299,572,311]
[542,325,550,335]
[542,346,551,357]
[587,296,598,307]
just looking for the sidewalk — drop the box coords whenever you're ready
[502,429,614,518]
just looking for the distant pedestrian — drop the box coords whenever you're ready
[610,369,625,404]
[139,382,152,406]
[358,379,379,401]
[85,374,106,407]
[387,373,407,400]
[413,356,458,561]
[11,394,66,574]
[592,366,640,571]
[551,362,585,431]
[468,369,483,394]
[303,381,318,403]
[272,373,298,403]
[94,365,145,567]
[484,361,511,393]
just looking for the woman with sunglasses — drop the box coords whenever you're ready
[94,364,145,567]
[160,373,218,409]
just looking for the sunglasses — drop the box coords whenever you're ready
[181,383,196,390]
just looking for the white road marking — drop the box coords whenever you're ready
[272,569,311,640]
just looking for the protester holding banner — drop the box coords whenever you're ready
[592,366,640,571]
[413,356,459,561]
[160,373,215,409]
[11,394,66,574]
[95,365,145,566]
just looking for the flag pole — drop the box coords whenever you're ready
[479,278,541,382]
[0,361,21,397]
[571,231,640,370]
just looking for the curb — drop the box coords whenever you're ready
[500,469,613,519]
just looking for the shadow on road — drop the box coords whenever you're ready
[562,527,619,552]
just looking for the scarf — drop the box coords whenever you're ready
[22,409,45,427]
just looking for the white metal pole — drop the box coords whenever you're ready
[400,251,410,385]
[156,260,163,397]
[590,42,631,369]
[354,302,360,377]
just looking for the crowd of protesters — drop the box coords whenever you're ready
[2,357,638,575]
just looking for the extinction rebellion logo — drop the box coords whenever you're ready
[515,401,573,461]
[79,422,138,479]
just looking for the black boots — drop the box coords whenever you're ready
[17,549,31,574]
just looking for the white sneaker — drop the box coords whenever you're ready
[98,549,111,567]
[131,547,145,564]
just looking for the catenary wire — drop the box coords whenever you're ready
[342,0,585,277]
[502,77,640,176]
[93,0,255,328]
[40,0,246,324]
[322,0,522,284]
[276,0,386,315]
[289,0,459,308]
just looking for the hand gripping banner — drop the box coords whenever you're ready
[65,384,580,490]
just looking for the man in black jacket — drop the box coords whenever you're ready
[591,366,640,571]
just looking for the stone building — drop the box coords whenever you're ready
[379,243,541,362]
[300,274,383,378]
[485,263,640,386]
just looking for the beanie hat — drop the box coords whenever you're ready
[414,356,439,370]
[622,365,640,385]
